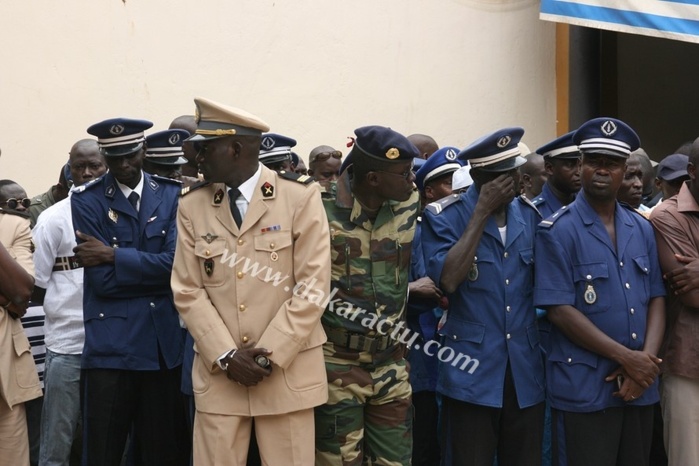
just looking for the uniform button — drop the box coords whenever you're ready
[632,333,637,340]
[205,250,210,257]
[242,336,249,343]
[586,274,592,280]
[452,335,457,340]
[237,271,244,279]
[630,308,635,315]
[238,239,244,245]
[239,304,246,311]
[506,333,511,340]
[567,357,572,363]
[505,279,510,285]
[270,242,275,249]
[161,230,166,235]
[112,237,117,241]
[506,306,511,312]
[99,313,104,318]
[504,252,509,258]
[625,283,631,289]
[644,267,648,273]
[619,261,624,267]
[150,302,155,308]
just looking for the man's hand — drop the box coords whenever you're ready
[225,347,273,387]
[618,350,661,388]
[408,277,443,301]
[73,230,115,267]
[475,174,517,215]
[665,254,699,295]
[606,368,647,402]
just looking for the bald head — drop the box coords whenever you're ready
[519,153,547,199]
[407,134,438,159]
[69,139,106,187]
[169,115,197,134]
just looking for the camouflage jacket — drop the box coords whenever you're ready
[321,175,419,337]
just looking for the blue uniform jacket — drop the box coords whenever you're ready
[532,182,564,220]
[71,171,184,370]
[422,186,545,409]
[534,192,665,412]
[407,219,440,393]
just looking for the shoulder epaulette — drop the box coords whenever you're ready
[0,207,30,219]
[425,193,460,215]
[518,194,542,218]
[150,174,183,186]
[278,170,314,185]
[180,180,211,196]
[539,204,570,228]
[531,195,545,207]
[72,177,103,194]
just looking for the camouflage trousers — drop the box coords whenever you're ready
[315,344,413,466]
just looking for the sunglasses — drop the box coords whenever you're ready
[377,163,415,181]
[310,151,342,164]
[1,198,31,209]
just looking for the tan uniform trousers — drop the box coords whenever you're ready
[193,408,314,466]
[661,374,699,466]
[0,401,28,466]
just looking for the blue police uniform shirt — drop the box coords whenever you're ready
[421,186,545,409]
[71,171,185,370]
[532,182,565,220]
[534,191,665,412]
[407,218,440,393]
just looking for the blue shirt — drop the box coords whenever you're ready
[534,192,665,412]
[532,182,565,220]
[422,186,545,409]
[71,171,185,371]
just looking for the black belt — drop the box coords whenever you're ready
[52,256,82,272]
[325,327,395,353]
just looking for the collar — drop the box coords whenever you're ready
[116,171,145,200]
[677,181,699,214]
[231,163,262,202]
[576,191,633,228]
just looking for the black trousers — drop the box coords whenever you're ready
[440,365,545,466]
[412,390,440,466]
[82,367,190,466]
[552,405,654,466]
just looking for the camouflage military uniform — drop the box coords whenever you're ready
[315,174,419,466]
[27,188,56,228]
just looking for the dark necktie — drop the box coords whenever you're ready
[128,192,139,212]
[228,189,243,228]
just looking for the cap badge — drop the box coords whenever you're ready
[261,136,275,150]
[386,148,400,160]
[497,135,511,148]
[109,124,125,135]
[213,189,224,204]
[601,120,617,136]
[168,133,181,145]
[445,149,457,161]
[261,182,274,197]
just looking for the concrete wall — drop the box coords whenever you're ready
[0,0,556,195]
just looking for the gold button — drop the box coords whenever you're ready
[242,336,249,343]
[238,239,244,245]
[237,271,244,279]
[270,242,275,249]
[239,304,246,311]
[205,250,210,257]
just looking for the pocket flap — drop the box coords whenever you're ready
[145,221,169,239]
[633,255,650,275]
[12,330,32,357]
[254,231,292,252]
[194,238,227,259]
[440,317,485,344]
[573,262,609,282]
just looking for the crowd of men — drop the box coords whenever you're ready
[0,98,698,466]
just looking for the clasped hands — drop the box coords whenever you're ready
[605,350,662,402]
[224,346,273,387]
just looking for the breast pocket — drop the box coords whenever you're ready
[253,230,293,281]
[519,247,535,292]
[145,221,169,249]
[632,255,651,302]
[194,238,229,287]
[573,262,610,314]
[466,249,496,292]
[107,227,133,248]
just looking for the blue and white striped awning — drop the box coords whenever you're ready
[540,0,699,44]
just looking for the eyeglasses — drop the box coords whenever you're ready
[1,198,31,209]
[377,164,414,181]
[310,151,342,164]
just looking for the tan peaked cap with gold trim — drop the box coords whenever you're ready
[187,97,270,142]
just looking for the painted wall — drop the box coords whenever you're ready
[0,0,555,195]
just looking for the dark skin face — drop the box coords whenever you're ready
[472,167,520,205]
[656,176,689,200]
[581,153,626,204]
[105,149,144,189]
[353,159,416,215]
[294,158,307,175]
[617,158,644,208]
[309,157,341,190]
[264,159,293,174]
[195,136,259,188]
[424,173,454,202]
[69,143,107,187]
[142,159,183,180]
[0,184,29,213]
[169,115,199,178]
[546,157,582,200]
[520,155,547,199]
